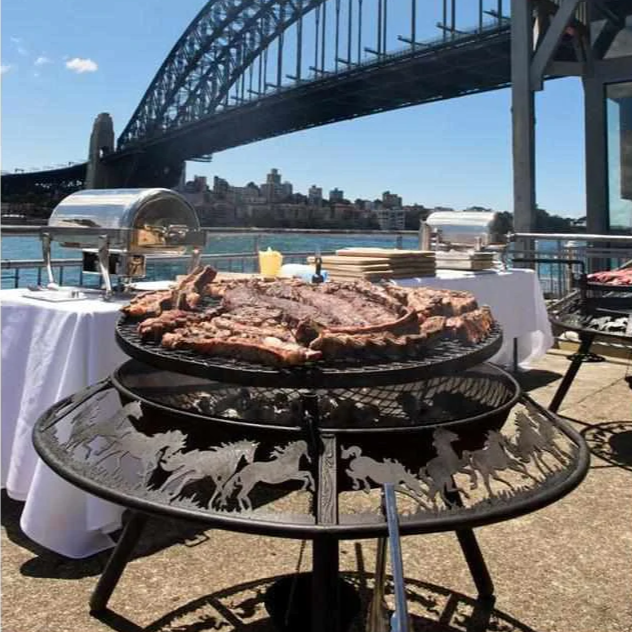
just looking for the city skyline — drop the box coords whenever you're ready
[2,1,587,218]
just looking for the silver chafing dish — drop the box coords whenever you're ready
[420,210,509,270]
[41,188,206,298]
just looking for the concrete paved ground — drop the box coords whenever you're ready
[3,349,632,632]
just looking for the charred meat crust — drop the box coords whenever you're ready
[123,270,496,367]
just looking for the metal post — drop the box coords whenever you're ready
[377,0,382,55]
[322,1,327,70]
[382,0,387,53]
[315,5,321,72]
[511,0,536,233]
[347,0,353,64]
[358,0,363,62]
[411,0,416,48]
[277,4,285,87]
[297,2,303,81]
[312,536,340,632]
[584,76,609,236]
[335,0,342,70]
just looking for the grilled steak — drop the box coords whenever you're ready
[123,268,497,367]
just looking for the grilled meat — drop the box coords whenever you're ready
[123,269,497,367]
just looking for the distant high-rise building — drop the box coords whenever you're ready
[261,168,291,201]
[213,176,229,195]
[266,168,282,185]
[382,190,403,209]
[309,185,323,206]
[280,181,293,198]
[329,187,344,202]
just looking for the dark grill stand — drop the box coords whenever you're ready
[33,320,589,632]
[514,257,632,413]
[548,287,632,413]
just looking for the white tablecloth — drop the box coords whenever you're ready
[1,289,129,558]
[394,268,553,368]
[1,269,551,557]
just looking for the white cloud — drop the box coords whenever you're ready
[11,37,28,56]
[34,56,51,66]
[65,57,98,73]
[1,65,13,75]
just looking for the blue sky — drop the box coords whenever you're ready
[2,0,587,217]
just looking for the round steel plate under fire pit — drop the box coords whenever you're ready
[34,363,587,537]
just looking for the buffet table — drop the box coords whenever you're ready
[1,289,129,558]
[394,268,553,368]
[0,268,552,558]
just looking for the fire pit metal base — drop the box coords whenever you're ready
[33,362,588,632]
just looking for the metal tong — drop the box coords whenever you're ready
[367,484,410,632]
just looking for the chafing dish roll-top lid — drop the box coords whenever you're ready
[426,210,499,248]
[47,188,202,253]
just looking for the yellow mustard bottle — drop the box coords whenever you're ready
[258,247,283,277]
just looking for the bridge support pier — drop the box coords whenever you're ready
[85,113,116,189]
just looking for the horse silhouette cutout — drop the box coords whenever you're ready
[462,430,537,497]
[418,428,471,508]
[525,403,575,463]
[159,440,259,508]
[340,445,429,508]
[220,441,313,511]
[63,399,142,459]
[512,412,559,477]
[95,429,187,484]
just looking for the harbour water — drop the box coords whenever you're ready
[1,233,419,289]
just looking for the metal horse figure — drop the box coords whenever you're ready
[95,429,186,485]
[340,445,429,508]
[221,440,314,511]
[159,440,259,508]
[462,430,537,497]
[419,428,470,508]
[63,399,142,459]
[511,412,558,477]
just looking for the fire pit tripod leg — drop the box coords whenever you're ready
[312,536,341,632]
[446,488,494,600]
[89,511,147,614]
[550,332,595,413]
[455,529,494,600]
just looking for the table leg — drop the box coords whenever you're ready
[312,536,340,632]
[89,511,147,613]
[549,333,595,413]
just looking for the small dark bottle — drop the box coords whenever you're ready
[312,255,324,284]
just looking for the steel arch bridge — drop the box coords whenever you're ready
[110,0,522,185]
[3,0,622,193]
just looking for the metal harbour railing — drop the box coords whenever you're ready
[511,232,632,299]
[5,226,632,300]
[1,225,418,290]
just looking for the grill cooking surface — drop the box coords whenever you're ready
[115,315,503,388]
[550,292,632,342]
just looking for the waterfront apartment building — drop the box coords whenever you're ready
[375,207,406,231]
